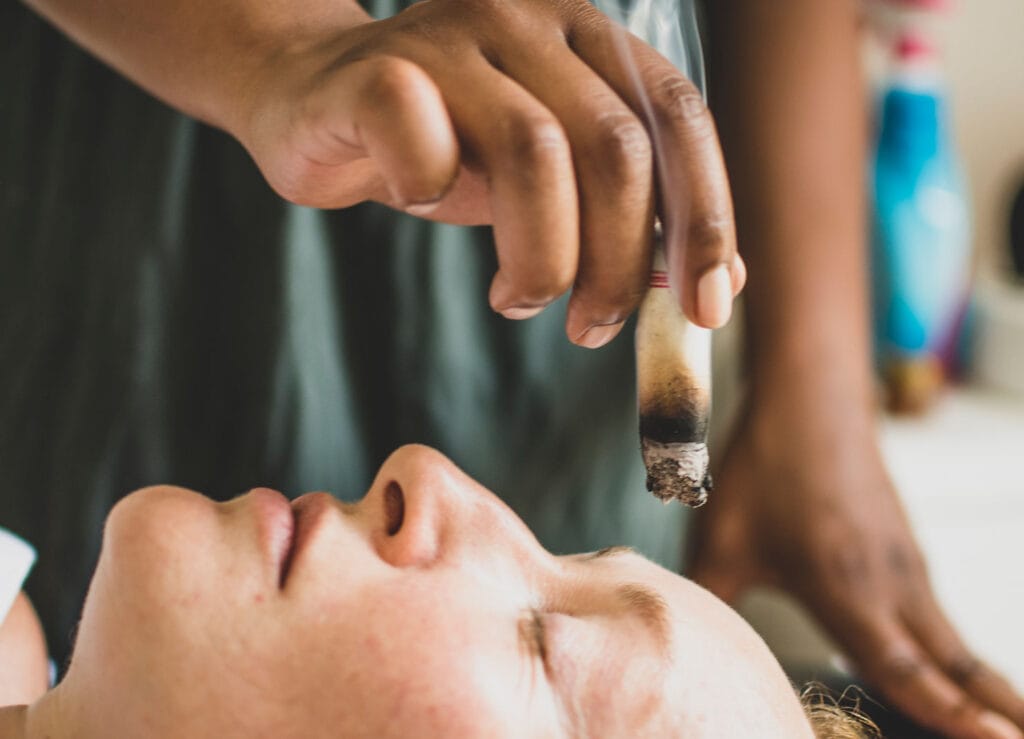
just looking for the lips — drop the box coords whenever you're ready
[248,489,338,588]
[245,488,297,588]
[278,509,298,588]
[282,493,335,588]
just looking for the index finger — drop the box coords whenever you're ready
[905,591,1024,731]
[568,14,743,328]
[844,613,1021,739]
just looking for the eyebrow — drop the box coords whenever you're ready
[581,545,636,561]
[580,547,674,654]
[615,583,673,653]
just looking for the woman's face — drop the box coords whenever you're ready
[46,445,812,738]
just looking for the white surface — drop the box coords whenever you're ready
[973,273,1024,397]
[739,387,1024,689]
[0,527,36,625]
[881,387,1024,686]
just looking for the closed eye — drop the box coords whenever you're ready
[519,607,548,665]
[531,608,548,664]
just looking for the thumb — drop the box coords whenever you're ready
[337,56,460,207]
[251,54,460,210]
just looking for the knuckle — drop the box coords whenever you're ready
[886,541,928,576]
[654,75,711,129]
[944,653,985,686]
[530,268,576,303]
[512,266,575,305]
[592,113,652,183]
[605,286,644,318]
[503,115,569,169]
[944,695,985,729]
[879,651,929,682]
[456,0,503,17]
[858,641,922,692]
[362,56,426,110]
[574,276,644,321]
[688,212,733,254]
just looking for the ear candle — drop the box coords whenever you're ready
[636,231,713,506]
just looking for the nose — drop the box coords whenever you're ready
[367,444,540,569]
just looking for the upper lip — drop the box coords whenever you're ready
[247,488,298,589]
[279,506,298,588]
[279,492,334,588]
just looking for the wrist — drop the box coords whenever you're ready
[745,341,880,429]
[740,281,876,422]
[212,4,374,142]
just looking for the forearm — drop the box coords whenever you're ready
[706,0,873,417]
[21,0,371,132]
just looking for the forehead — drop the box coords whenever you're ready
[577,550,809,737]
[549,552,685,734]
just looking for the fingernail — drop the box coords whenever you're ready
[498,305,545,320]
[575,322,623,349]
[730,255,747,295]
[490,272,550,320]
[696,264,734,328]
[977,712,1023,739]
[405,199,442,217]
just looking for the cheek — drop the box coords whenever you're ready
[101,486,219,578]
[296,588,533,739]
[66,489,253,715]
[91,490,224,641]
[68,579,296,736]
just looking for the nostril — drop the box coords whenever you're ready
[384,481,405,536]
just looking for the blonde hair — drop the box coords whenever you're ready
[801,683,882,739]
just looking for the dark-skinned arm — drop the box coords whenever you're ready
[693,2,1024,737]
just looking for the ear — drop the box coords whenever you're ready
[0,593,50,706]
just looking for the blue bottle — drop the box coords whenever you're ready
[872,31,971,412]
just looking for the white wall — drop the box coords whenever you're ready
[941,0,1024,268]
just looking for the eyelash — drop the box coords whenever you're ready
[529,608,548,665]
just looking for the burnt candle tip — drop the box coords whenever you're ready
[641,439,712,507]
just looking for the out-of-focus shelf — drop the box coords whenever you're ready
[738,386,1024,689]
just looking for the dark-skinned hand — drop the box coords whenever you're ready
[240,0,745,343]
[689,397,1024,739]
